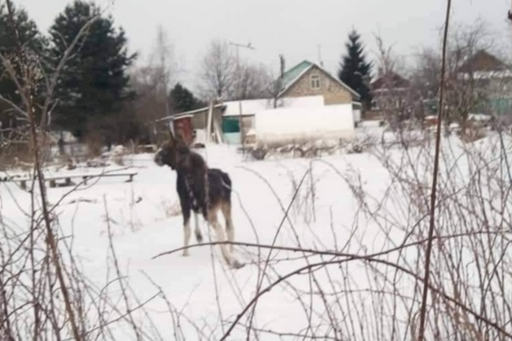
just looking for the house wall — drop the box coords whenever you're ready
[282,66,354,105]
[155,107,224,144]
[459,73,512,116]
[372,88,408,107]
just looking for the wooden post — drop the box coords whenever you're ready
[206,100,213,143]
[239,101,244,155]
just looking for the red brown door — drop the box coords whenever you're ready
[173,117,193,145]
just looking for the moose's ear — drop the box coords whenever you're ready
[167,125,175,140]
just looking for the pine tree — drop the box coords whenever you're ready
[48,0,136,138]
[338,29,373,109]
[0,2,46,111]
[169,83,203,113]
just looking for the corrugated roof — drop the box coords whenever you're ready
[280,60,313,90]
[278,60,360,99]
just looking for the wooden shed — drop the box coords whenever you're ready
[172,114,194,145]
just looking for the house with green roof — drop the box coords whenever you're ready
[278,60,360,106]
[154,60,363,146]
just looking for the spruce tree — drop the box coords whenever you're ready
[0,2,46,111]
[169,83,203,113]
[338,29,373,109]
[48,0,136,138]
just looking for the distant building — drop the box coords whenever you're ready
[369,70,411,122]
[154,60,361,146]
[278,60,360,105]
[456,50,512,117]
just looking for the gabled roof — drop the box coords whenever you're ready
[279,60,360,99]
[458,50,509,73]
[371,71,410,90]
[280,61,314,90]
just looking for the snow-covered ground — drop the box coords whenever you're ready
[1,130,511,340]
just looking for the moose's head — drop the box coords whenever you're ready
[154,130,189,170]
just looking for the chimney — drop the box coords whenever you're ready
[279,54,285,80]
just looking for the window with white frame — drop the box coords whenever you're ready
[310,74,321,89]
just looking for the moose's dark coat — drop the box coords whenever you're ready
[154,136,242,268]
[176,165,232,230]
[155,142,232,221]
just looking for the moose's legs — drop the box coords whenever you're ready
[194,212,203,243]
[182,209,192,257]
[221,201,235,252]
[207,207,235,266]
[179,192,193,257]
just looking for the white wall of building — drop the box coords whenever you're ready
[254,104,355,144]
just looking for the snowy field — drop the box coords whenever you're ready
[1,128,511,340]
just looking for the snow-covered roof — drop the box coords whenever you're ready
[222,96,325,117]
[173,113,194,120]
[154,104,225,123]
[222,98,274,117]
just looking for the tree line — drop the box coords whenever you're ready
[0,0,376,146]
[0,0,203,146]
[1,0,503,147]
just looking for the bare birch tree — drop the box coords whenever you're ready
[233,62,274,100]
[197,39,235,100]
[410,19,500,135]
[372,34,414,130]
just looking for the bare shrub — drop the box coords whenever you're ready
[3,0,510,340]
[0,5,165,341]
[287,162,317,225]
[0,142,32,170]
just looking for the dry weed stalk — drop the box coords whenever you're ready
[0,3,162,340]
[2,0,510,339]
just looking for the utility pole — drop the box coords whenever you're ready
[228,41,255,154]
[157,27,170,116]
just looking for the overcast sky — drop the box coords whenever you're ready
[14,0,512,91]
